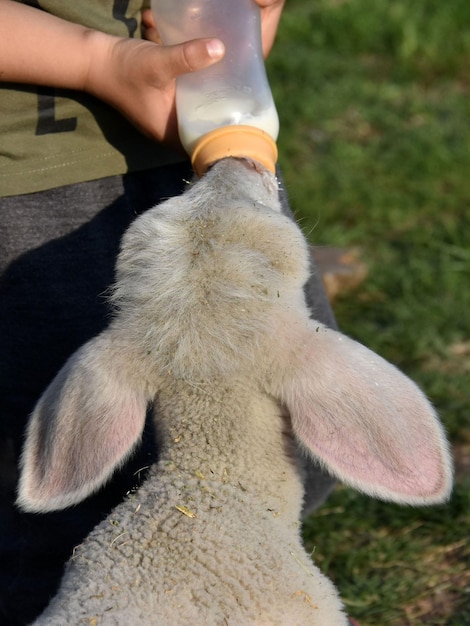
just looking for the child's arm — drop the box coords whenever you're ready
[0,0,224,147]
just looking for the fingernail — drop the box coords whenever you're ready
[206,38,225,60]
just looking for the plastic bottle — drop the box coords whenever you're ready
[151,0,279,176]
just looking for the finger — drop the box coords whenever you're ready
[144,25,162,45]
[260,5,285,57]
[168,38,225,77]
[141,8,155,30]
[142,8,161,44]
[255,0,285,8]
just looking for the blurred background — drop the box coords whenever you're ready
[266,1,470,624]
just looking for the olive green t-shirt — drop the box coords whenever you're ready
[0,0,184,197]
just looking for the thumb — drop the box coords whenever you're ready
[169,38,225,77]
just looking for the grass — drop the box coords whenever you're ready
[266,1,470,624]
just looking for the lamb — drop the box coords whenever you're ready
[17,158,452,625]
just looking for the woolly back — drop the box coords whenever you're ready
[111,160,311,381]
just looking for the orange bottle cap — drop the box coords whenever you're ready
[191,126,278,177]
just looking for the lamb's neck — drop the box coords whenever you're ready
[152,379,304,521]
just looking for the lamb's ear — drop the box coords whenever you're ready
[17,333,150,513]
[277,322,453,505]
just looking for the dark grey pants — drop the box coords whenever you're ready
[0,162,336,624]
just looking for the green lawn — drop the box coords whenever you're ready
[267,1,470,624]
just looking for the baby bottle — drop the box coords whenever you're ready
[151,0,279,176]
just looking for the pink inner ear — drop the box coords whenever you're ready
[290,400,447,503]
[278,324,452,505]
[18,359,150,513]
[56,393,149,497]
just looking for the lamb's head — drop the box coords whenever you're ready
[17,157,452,514]
[110,158,311,381]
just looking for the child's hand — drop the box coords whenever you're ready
[84,32,225,150]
